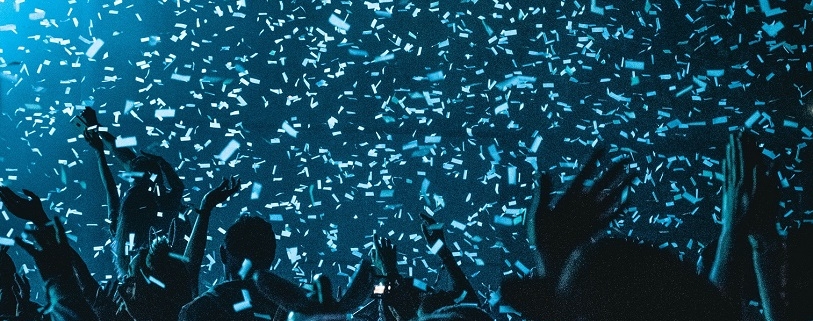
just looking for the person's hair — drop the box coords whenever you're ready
[124,237,192,321]
[129,156,161,177]
[224,215,276,270]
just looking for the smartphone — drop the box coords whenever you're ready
[70,114,88,131]
[372,277,391,298]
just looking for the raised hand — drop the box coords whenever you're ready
[529,148,632,275]
[14,216,74,279]
[420,212,446,247]
[138,150,166,164]
[199,176,240,214]
[0,187,49,227]
[272,260,374,319]
[12,273,31,303]
[748,167,781,238]
[80,107,100,127]
[369,234,397,277]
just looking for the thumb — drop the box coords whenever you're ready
[313,274,335,306]
[21,189,39,201]
[53,217,69,245]
[14,237,37,257]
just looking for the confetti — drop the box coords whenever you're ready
[216,139,240,162]
[85,39,105,59]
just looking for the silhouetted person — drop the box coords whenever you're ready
[556,238,737,321]
[84,128,185,276]
[116,237,193,321]
[1,246,44,320]
[179,215,281,320]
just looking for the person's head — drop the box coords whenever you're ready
[221,215,276,279]
[121,237,191,321]
[128,156,162,185]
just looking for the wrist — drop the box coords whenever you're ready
[32,217,50,228]
[437,246,453,258]
[383,264,398,277]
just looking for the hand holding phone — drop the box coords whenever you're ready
[372,276,391,298]
[70,114,89,132]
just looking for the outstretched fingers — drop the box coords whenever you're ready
[228,176,241,194]
[53,216,69,246]
[0,186,20,204]
[569,148,606,193]
[21,189,42,206]
[536,171,553,212]
[13,236,37,257]
[587,158,631,201]
[596,175,634,220]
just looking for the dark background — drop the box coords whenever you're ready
[1,0,812,312]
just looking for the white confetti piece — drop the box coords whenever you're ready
[86,38,105,59]
[623,60,645,70]
[114,136,137,148]
[154,109,176,118]
[171,73,191,82]
[251,182,262,200]
[328,14,350,31]
[281,121,298,138]
[216,140,240,161]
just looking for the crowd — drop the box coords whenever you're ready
[0,109,809,320]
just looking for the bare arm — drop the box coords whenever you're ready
[436,245,478,304]
[184,208,211,296]
[184,177,239,295]
[749,235,787,321]
[85,130,120,235]
[709,132,759,304]
[420,213,477,304]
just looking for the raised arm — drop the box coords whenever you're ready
[184,176,239,295]
[84,129,121,235]
[530,148,631,278]
[0,187,49,227]
[709,132,757,302]
[420,212,478,304]
[15,216,99,321]
[746,144,787,321]
[80,107,136,170]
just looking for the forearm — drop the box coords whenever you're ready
[750,235,787,321]
[161,161,184,192]
[709,229,743,301]
[44,274,100,321]
[527,181,544,270]
[70,249,100,302]
[184,209,211,295]
[95,151,120,227]
[437,247,478,304]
